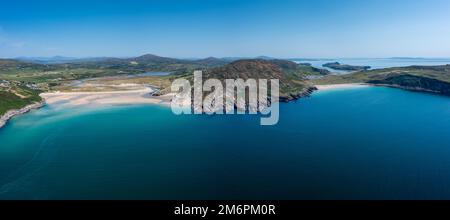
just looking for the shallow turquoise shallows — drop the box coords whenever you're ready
[1,86,450,199]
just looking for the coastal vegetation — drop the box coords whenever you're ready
[0,55,332,123]
[0,54,229,85]
[0,84,42,115]
[200,59,325,102]
[314,65,450,95]
[2,54,450,122]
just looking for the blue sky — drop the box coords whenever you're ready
[1,0,449,58]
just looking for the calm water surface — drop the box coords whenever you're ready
[1,86,450,199]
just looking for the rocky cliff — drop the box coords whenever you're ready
[368,74,450,95]
[202,59,321,102]
[0,100,45,129]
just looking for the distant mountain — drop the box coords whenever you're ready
[59,54,231,74]
[10,54,282,67]
[15,56,78,64]
[14,56,121,65]
[130,54,185,64]
[191,57,229,67]
[0,59,23,66]
[220,56,278,62]
[15,54,183,65]
[255,55,276,60]
[221,57,247,62]
[0,58,46,69]
[289,58,334,62]
[127,54,229,66]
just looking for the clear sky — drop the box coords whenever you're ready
[1,0,450,58]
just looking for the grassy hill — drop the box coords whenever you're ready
[314,64,450,95]
[0,54,232,85]
[0,55,332,116]
[199,59,328,101]
[0,85,42,115]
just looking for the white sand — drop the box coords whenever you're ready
[315,83,369,91]
[40,88,174,107]
[40,82,371,108]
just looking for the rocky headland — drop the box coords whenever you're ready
[0,100,46,129]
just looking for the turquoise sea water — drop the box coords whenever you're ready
[1,86,450,199]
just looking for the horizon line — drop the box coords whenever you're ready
[4,54,450,60]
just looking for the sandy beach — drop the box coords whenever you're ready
[40,83,371,107]
[40,87,173,106]
[315,83,369,91]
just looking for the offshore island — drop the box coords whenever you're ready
[322,62,371,71]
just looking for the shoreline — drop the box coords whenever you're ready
[0,100,46,129]
[1,88,174,129]
[40,88,173,107]
[314,83,369,91]
[0,83,373,128]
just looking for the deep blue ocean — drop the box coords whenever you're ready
[1,86,450,199]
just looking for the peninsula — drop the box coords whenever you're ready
[0,79,44,128]
[314,65,450,95]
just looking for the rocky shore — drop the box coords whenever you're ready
[279,87,318,102]
[367,74,450,96]
[0,100,46,129]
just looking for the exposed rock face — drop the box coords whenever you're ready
[203,59,288,81]
[279,87,318,102]
[368,74,450,95]
[323,62,371,71]
[202,59,318,101]
[171,59,320,113]
[0,101,45,128]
